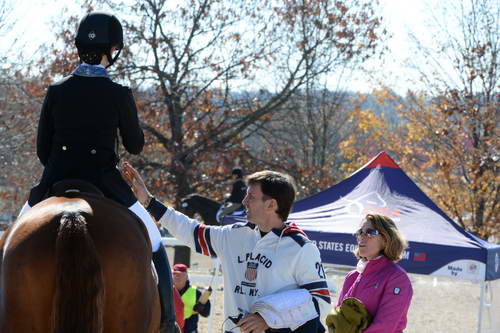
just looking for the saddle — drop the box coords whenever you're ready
[50,179,105,198]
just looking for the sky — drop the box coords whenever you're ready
[1,0,435,94]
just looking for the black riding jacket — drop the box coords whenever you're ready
[29,67,144,207]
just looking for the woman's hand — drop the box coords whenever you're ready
[119,161,152,206]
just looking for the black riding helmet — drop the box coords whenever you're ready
[75,12,123,68]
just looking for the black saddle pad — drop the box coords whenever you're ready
[51,179,105,198]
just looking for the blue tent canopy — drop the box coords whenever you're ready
[226,152,500,281]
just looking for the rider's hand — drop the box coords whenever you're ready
[237,313,269,333]
[119,161,152,206]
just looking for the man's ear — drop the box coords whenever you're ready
[267,198,278,211]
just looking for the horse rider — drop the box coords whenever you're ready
[216,168,247,223]
[18,12,175,333]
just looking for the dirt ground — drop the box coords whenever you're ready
[166,248,495,333]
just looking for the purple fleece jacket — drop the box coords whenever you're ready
[337,256,413,333]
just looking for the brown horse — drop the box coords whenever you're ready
[0,192,161,333]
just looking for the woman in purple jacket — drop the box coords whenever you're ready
[337,214,413,333]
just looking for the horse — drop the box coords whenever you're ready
[180,194,246,226]
[0,185,162,333]
[180,194,221,226]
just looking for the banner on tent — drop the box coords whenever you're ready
[430,260,486,281]
[311,238,410,260]
[307,231,491,281]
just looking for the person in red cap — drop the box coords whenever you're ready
[172,264,211,333]
[173,287,185,332]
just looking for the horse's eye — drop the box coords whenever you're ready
[181,202,188,208]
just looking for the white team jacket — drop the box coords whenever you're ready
[148,200,331,332]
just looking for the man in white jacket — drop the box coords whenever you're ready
[121,163,331,333]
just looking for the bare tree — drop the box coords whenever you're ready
[0,0,12,37]
[391,0,499,238]
[67,0,384,202]
[243,81,358,198]
[0,0,45,219]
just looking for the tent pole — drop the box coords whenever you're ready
[477,280,486,333]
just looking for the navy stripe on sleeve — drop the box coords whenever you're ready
[193,225,202,254]
[300,281,328,291]
[312,297,320,315]
[146,197,168,221]
[204,228,217,258]
[301,281,331,304]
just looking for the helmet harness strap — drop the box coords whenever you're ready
[106,47,122,68]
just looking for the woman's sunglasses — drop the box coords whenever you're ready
[353,228,380,238]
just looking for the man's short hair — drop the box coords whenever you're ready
[246,170,296,221]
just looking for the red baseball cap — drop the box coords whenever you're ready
[172,264,188,273]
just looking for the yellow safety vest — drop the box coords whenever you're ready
[181,285,197,319]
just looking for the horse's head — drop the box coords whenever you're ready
[180,194,198,218]
[179,194,221,225]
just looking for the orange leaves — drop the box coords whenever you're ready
[376,83,499,239]
[356,109,386,134]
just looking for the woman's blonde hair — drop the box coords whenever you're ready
[354,214,408,262]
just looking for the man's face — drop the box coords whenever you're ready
[172,271,188,290]
[242,183,270,223]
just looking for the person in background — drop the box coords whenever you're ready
[334,214,413,333]
[121,162,331,333]
[216,168,247,223]
[227,168,247,206]
[172,264,211,333]
[173,287,185,332]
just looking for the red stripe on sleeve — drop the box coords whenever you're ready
[197,224,210,256]
[311,289,330,296]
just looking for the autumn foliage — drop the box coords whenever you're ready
[0,0,497,240]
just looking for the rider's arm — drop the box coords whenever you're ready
[36,87,54,166]
[117,86,144,155]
